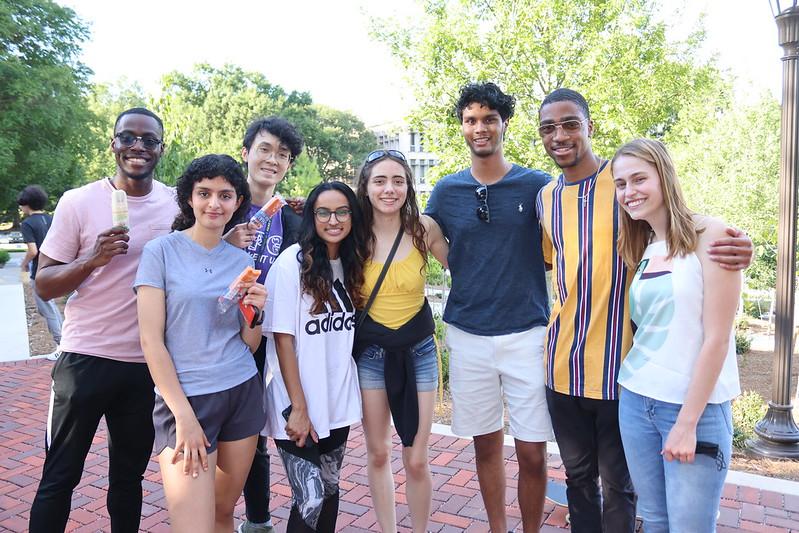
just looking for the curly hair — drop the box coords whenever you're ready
[539,88,591,120]
[242,116,304,162]
[297,181,368,315]
[354,152,427,270]
[455,82,516,122]
[172,154,251,234]
[17,185,49,210]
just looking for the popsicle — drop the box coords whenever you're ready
[111,189,128,229]
[249,194,286,230]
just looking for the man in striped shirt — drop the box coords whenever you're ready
[536,88,753,532]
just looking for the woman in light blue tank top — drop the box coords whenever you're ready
[612,139,741,533]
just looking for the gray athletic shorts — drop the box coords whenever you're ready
[153,373,265,455]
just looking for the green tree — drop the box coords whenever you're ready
[305,105,378,182]
[278,152,324,198]
[371,0,727,181]
[0,0,94,222]
[667,94,780,289]
[146,64,376,184]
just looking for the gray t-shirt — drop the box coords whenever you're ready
[134,231,257,397]
[425,164,551,336]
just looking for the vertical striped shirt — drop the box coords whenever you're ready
[536,161,633,400]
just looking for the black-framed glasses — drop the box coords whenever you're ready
[537,119,586,137]
[114,132,163,150]
[314,207,352,222]
[365,149,407,164]
[475,185,490,223]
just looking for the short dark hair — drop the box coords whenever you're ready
[455,82,516,122]
[17,185,48,210]
[114,107,164,135]
[172,154,251,234]
[540,88,591,120]
[242,116,304,162]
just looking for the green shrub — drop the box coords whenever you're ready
[735,318,751,355]
[732,391,767,449]
[0,249,10,265]
[735,331,752,355]
[426,255,446,286]
[434,314,449,389]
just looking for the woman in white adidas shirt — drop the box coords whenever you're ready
[261,181,368,532]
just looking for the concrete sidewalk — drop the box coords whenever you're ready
[2,359,799,532]
[0,253,29,362]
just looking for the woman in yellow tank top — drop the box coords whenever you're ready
[353,149,448,533]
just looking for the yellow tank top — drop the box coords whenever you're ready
[361,247,426,330]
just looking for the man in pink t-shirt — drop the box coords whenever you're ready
[29,108,178,533]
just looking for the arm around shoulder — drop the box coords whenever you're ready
[421,214,448,268]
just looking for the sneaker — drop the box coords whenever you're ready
[237,521,275,533]
[45,347,61,361]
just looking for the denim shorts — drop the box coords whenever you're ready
[356,335,439,392]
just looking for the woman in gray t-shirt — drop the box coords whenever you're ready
[135,154,267,532]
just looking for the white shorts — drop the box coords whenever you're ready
[446,325,553,442]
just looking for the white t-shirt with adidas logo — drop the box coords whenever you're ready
[261,243,362,440]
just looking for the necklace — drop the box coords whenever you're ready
[576,157,603,201]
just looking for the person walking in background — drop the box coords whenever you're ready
[135,154,267,532]
[353,149,448,533]
[613,138,741,532]
[18,184,62,360]
[262,181,366,533]
[226,116,305,533]
[29,108,177,533]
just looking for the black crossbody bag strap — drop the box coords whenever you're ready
[357,226,404,330]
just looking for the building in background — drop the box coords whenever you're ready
[371,123,438,194]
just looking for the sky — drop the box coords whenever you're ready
[59,0,782,126]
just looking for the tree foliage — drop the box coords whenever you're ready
[371,0,727,178]
[146,64,377,188]
[0,0,94,221]
[667,94,780,289]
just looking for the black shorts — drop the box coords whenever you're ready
[153,373,266,455]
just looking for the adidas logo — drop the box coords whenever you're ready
[304,313,355,335]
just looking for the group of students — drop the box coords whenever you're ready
[26,81,753,533]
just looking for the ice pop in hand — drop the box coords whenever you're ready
[111,190,129,229]
[218,265,261,314]
[249,194,286,230]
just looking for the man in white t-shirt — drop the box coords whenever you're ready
[29,108,178,533]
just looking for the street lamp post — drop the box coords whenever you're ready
[750,0,799,458]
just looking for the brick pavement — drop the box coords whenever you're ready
[2,359,799,532]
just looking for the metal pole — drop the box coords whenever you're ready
[749,6,799,458]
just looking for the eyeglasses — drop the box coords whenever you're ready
[114,132,163,150]
[256,145,292,164]
[365,149,407,164]
[537,119,587,137]
[314,207,352,223]
[475,185,490,223]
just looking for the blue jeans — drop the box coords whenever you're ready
[618,387,732,533]
[30,278,62,345]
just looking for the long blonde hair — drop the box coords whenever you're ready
[612,138,701,269]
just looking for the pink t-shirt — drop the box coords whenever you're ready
[41,178,177,363]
